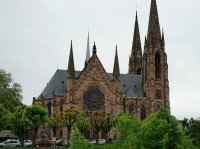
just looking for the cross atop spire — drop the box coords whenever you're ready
[85,31,90,66]
[67,40,75,79]
[147,0,161,48]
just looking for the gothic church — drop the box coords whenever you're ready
[34,0,170,139]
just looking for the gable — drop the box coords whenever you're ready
[78,54,110,82]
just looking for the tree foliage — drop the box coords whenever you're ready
[0,69,22,112]
[90,111,105,144]
[25,103,49,140]
[188,119,200,146]
[48,110,63,137]
[102,113,113,142]
[63,106,79,139]
[113,112,141,142]
[9,106,29,147]
[69,126,89,149]
[76,112,91,134]
[139,108,184,149]
[0,104,8,130]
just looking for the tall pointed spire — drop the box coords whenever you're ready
[161,28,165,47]
[129,11,142,74]
[113,45,120,80]
[85,31,90,66]
[132,11,142,52]
[67,40,75,79]
[147,0,161,48]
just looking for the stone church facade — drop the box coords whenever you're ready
[33,0,170,139]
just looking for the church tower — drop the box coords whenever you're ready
[142,0,169,111]
[129,12,142,75]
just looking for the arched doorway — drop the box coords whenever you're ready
[140,105,146,120]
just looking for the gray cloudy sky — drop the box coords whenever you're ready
[0,0,200,119]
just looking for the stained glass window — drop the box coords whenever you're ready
[83,85,105,111]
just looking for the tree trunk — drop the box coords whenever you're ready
[53,127,57,137]
[67,126,72,140]
[20,133,25,147]
[96,130,99,144]
[33,128,38,142]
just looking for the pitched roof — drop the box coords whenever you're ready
[38,69,146,99]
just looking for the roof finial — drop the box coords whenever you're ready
[92,41,97,55]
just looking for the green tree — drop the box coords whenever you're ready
[90,111,105,144]
[102,113,113,142]
[188,119,200,146]
[0,104,8,130]
[63,106,79,139]
[10,105,29,147]
[0,69,22,112]
[139,108,183,149]
[76,112,91,134]
[69,126,89,149]
[48,110,63,138]
[25,104,49,141]
[112,112,141,143]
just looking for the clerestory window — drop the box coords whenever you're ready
[155,52,161,79]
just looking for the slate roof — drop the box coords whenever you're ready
[38,69,146,99]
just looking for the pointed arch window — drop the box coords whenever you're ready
[60,99,64,112]
[128,104,135,114]
[60,104,63,112]
[136,68,141,75]
[144,54,147,81]
[155,52,161,79]
[156,105,160,111]
[47,103,52,117]
[140,105,146,120]
[156,90,161,99]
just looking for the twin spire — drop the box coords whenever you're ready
[147,0,162,48]
[129,11,142,74]
[129,0,164,74]
[68,0,163,78]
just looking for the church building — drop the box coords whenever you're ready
[33,0,170,139]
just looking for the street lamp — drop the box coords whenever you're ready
[122,94,127,113]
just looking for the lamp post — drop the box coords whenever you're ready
[122,94,126,113]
